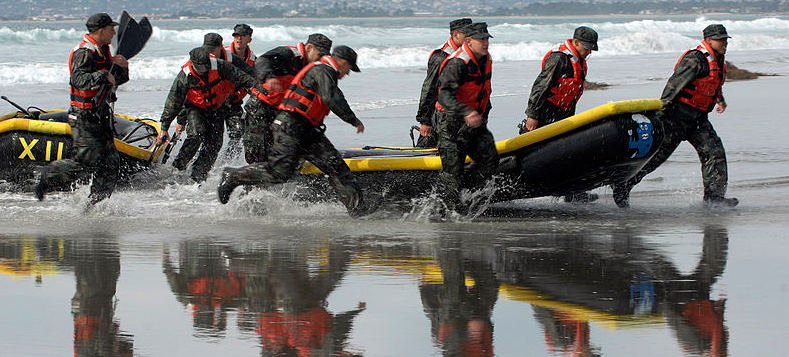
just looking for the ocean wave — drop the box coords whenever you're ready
[4,16,789,45]
[0,56,188,85]
[3,16,789,85]
[3,31,789,85]
[0,62,67,84]
[0,26,80,44]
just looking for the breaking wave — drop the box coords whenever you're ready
[2,16,789,85]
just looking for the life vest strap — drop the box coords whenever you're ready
[281,98,310,112]
[287,84,316,101]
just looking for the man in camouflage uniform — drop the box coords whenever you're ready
[612,24,738,208]
[520,26,598,132]
[156,40,270,183]
[217,46,366,217]
[242,33,332,164]
[35,13,129,205]
[520,26,600,203]
[221,24,256,161]
[414,18,471,148]
[434,23,499,213]
[174,32,256,164]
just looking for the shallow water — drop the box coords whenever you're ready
[2,207,788,356]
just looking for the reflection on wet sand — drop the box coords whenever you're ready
[163,242,247,338]
[495,225,728,356]
[163,239,366,356]
[1,225,729,357]
[419,237,498,357]
[358,225,729,356]
[71,238,134,357]
[0,235,134,357]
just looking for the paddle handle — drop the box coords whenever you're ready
[1,95,33,117]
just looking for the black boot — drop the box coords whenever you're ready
[34,167,49,201]
[217,167,240,204]
[612,183,631,208]
[703,195,739,208]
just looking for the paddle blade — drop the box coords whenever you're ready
[112,11,132,52]
[139,16,153,43]
[114,12,152,60]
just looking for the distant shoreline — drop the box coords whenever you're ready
[6,12,788,23]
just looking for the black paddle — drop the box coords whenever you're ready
[1,95,33,118]
[92,11,153,121]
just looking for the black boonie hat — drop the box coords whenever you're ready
[86,13,118,32]
[307,33,332,55]
[232,24,253,36]
[202,33,223,49]
[703,24,731,40]
[332,45,360,72]
[573,26,598,51]
[189,47,211,73]
[450,18,472,33]
[465,22,493,39]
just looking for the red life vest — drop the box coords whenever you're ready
[278,55,339,126]
[187,271,246,308]
[543,39,587,111]
[181,57,236,110]
[435,42,493,114]
[225,43,256,68]
[431,37,461,59]
[675,41,727,112]
[68,35,112,109]
[224,44,257,104]
[256,307,332,356]
[259,43,307,107]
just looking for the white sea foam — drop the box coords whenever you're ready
[0,56,188,85]
[0,26,81,43]
[3,17,789,85]
[3,17,789,44]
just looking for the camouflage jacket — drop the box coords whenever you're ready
[436,55,492,123]
[70,45,129,93]
[159,58,265,131]
[254,45,307,82]
[660,50,726,110]
[415,48,451,126]
[299,63,362,127]
[525,52,578,124]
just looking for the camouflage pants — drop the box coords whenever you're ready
[435,112,499,210]
[230,111,362,213]
[172,107,225,183]
[242,97,278,164]
[43,110,120,204]
[615,104,728,198]
[222,103,245,161]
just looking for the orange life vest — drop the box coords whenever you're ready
[543,39,586,111]
[675,41,727,112]
[224,44,257,104]
[187,271,246,308]
[435,42,493,114]
[431,37,461,58]
[256,307,332,357]
[68,35,112,109]
[182,57,236,111]
[259,43,307,107]
[278,55,339,126]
